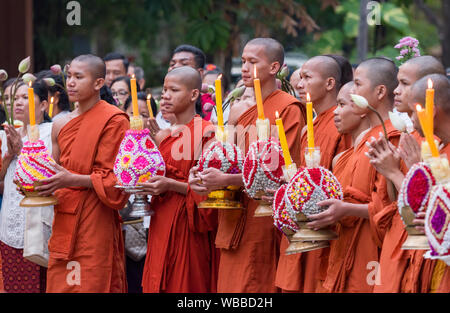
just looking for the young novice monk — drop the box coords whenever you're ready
[306,57,401,292]
[276,55,353,293]
[36,54,130,292]
[191,38,305,292]
[365,56,445,293]
[139,66,218,293]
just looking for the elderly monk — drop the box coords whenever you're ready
[365,56,446,293]
[190,38,305,292]
[275,55,353,293]
[307,57,401,292]
[36,54,129,292]
[139,67,218,293]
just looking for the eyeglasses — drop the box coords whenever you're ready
[112,90,129,97]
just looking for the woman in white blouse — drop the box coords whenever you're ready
[0,79,54,293]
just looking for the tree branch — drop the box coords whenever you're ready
[413,0,443,29]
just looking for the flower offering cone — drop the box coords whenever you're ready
[19,181,58,207]
[198,186,243,210]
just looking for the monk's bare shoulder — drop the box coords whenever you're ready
[52,110,80,139]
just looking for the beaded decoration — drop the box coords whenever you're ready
[197,141,243,174]
[424,184,450,265]
[14,140,57,192]
[114,129,165,186]
[242,139,285,199]
[398,162,436,224]
[273,183,299,237]
[284,166,343,221]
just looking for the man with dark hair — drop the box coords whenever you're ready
[168,44,206,77]
[104,52,129,87]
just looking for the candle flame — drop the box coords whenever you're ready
[428,78,433,89]
[50,96,54,103]
[28,81,32,87]
[132,74,136,79]
[306,93,311,102]
[416,104,424,112]
[147,93,152,100]
[275,111,279,119]
[217,74,223,80]
[253,66,257,79]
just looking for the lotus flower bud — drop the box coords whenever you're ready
[229,85,245,100]
[203,102,214,112]
[279,65,289,79]
[350,94,369,109]
[0,69,7,82]
[22,73,36,84]
[63,64,70,74]
[388,111,407,132]
[201,83,210,94]
[43,78,56,87]
[50,64,62,75]
[18,56,31,73]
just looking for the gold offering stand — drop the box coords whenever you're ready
[285,147,337,254]
[253,118,275,217]
[115,116,153,218]
[18,125,58,207]
[401,143,449,250]
[198,127,243,210]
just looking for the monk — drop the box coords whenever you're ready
[406,74,450,293]
[307,57,401,292]
[191,38,305,292]
[139,66,218,293]
[275,55,353,293]
[36,54,130,292]
[365,56,446,293]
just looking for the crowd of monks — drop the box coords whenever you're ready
[0,36,449,293]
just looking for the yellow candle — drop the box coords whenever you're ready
[28,81,36,126]
[426,78,434,137]
[416,104,439,157]
[253,66,265,120]
[306,93,315,149]
[146,94,154,119]
[215,74,224,131]
[49,96,54,118]
[275,111,292,167]
[130,74,139,117]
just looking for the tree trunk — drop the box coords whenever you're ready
[357,0,369,62]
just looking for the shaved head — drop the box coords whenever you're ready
[246,38,284,67]
[403,55,445,79]
[306,56,341,87]
[72,54,106,79]
[358,57,399,100]
[411,74,450,115]
[165,66,202,91]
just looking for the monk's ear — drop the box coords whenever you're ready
[94,78,105,92]
[326,77,336,91]
[376,85,387,101]
[269,61,281,76]
[191,88,200,103]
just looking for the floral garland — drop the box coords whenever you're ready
[114,128,165,186]
[284,166,343,221]
[197,140,243,174]
[398,162,436,225]
[242,138,285,199]
[273,183,299,237]
[14,140,57,192]
[424,184,450,265]
[395,36,420,64]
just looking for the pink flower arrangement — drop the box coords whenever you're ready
[395,36,420,63]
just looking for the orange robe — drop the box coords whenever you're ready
[141,116,219,293]
[46,101,129,293]
[275,106,350,292]
[322,121,400,293]
[216,89,305,293]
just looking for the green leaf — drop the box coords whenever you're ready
[343,11,359,38]
[382,3,409,34]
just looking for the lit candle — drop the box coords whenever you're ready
[416,104,439,157]
[28,81,36,126]
[253,66,265,120]
[49,96,54,118]
[306,93,314,149]
[426,78,434,137]
[146,94,154,119]
[215,74,224,131]
[130,74,139,117]
[275,111,292,167]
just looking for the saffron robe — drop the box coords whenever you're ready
[322,121,400,292]
[275,106,350,292]
[141,116,219,293]
[216,89,305,293]
[46,101,129,293]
